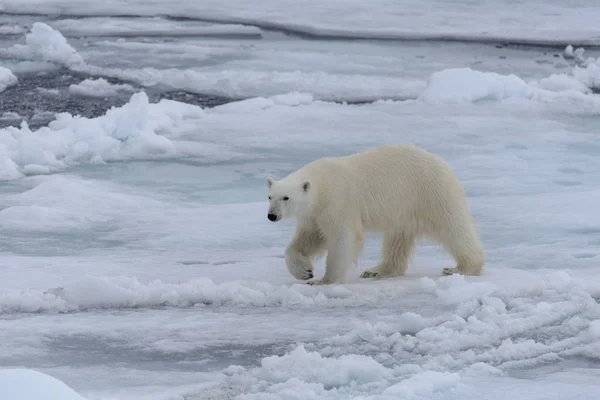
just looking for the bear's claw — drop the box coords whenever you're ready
[360,270,378,279]
[300,271,313,280]
[442,267,459,276]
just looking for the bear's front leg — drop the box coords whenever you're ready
[285,248,314,280]
[285,223,327,281]
[307,226,356,285]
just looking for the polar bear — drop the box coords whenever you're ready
[266,144,485,285]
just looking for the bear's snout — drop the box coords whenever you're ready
[268,213,279,222]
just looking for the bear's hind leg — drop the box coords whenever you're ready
[361,230,416,279]
[437,217,485,277]
[285,224,327,281]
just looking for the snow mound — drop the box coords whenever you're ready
[419,68,535,103]
[0,91,203,180]
[0,66,18,92]
[68,77,135,97]
[379,370,461,399]
[573,56,600,92]
[0,275,438,314]
[4,22,84,67]
[0,369,87,400]
[1,270,596,318]
[420,63,600,104]
[220,345,396,399]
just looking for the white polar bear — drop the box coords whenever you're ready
[266,144,485,285]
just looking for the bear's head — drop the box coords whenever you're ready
[265,176,311,222]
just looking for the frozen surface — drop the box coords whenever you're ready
[2,0,600,45]
[1,3,600,400]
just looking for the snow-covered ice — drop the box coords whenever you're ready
[1,3,600,400]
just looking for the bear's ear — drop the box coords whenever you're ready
[266,177,275,188]
[301,181,311,193]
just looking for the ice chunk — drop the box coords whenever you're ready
[68,77,134,97]
[0,66,17,92]
[5,22,84,67]
[534,74,591,94]
[573,57,600,91]
[0,91,194,180]
[0,369,87,400]
[379,370,460,398]
[419,67,535,103]
[258,344,393,386]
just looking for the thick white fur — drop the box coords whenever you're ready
[266,144,485,285]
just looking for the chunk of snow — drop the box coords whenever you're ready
[6,22,84,67]
[0,369,87,400]
[258,344,393,386]
[419,68,535,103]
[564,45,574,58]
[379,370,461,398]
[434,274,498,306]
[573,57,600,91]
[534,74,591,94]
[0,111,23,121]
[68,77,134,97]
[0,91,197,180]
[0,66,18,92]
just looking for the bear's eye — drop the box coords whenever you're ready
[282,196,289,201]
[268,196,271,200]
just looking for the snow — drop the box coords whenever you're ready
[0,369,87,400]
[68,77,134,97]
[1,2,600,400]
[0,65,17,92]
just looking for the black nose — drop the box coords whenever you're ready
[268,213,278,221]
